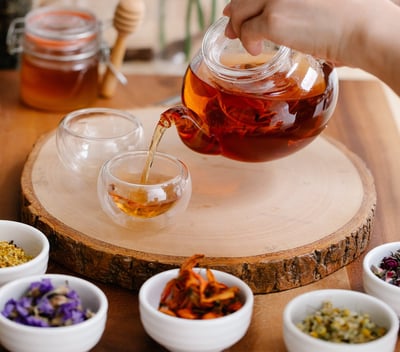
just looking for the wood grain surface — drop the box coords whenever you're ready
[21,105,376,293]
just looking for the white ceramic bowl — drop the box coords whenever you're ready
[363,241,400,317]
[56,107,144,180]
[0,274,108,352]
[0,220,49,286]
[139,268,254,352]
[283,289,399,352]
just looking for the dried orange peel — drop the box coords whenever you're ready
[158,254,243,319]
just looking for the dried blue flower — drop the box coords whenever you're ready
[66,289,80,301]
[29,278,54,297]
[25,315,50,327]
[67,310,87,325]
[2,299,16,317]
[15,297,32,317]
[1,278,95,327]
[36,297,54,316]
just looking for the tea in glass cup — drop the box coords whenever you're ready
[97,151,192,229]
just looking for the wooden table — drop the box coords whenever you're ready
[1,70,399,351]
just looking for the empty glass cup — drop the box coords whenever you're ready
[56,108,144,180]
[97,151,192,229]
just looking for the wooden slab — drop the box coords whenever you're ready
[21,106,376,293]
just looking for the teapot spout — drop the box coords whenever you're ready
[162,105,220,155]
[162,105,209,136]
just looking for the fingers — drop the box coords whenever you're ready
[238,16,270,56]
[224,17,263,57]
[224,20,237,39]
[243,40,263,56]
[223,0,265,39]
[223,3,239,39]
[222,2,232,16]
[223,1,271,56]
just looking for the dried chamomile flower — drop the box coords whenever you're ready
[297,301,387,344]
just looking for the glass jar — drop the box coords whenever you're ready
[165,16,339,162]
[7,6,101,111]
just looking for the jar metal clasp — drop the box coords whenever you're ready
[6,17,25,55]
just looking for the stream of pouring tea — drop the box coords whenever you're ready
[140,113,174,184]
[108,111,177,219]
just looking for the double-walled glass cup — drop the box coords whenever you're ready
[56,108,144,180]
[97,151,192,229]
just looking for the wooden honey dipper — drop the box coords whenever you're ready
[100,0,145,98]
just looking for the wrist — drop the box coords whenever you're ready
[348,1,400,91]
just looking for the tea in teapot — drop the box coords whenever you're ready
[163,16,338,163]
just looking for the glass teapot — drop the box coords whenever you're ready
[164,16,338,162]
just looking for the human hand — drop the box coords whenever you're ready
[223,0,400,96]
[222,0,377,66]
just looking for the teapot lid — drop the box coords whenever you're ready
[202,16,291,83]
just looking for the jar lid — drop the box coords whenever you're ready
[23,6,100,59]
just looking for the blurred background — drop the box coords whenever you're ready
[1,0,399,126]
[1,0,227,73]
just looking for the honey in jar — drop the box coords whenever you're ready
[8,6,101,111]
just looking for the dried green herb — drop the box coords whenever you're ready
[297,301,387,344]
